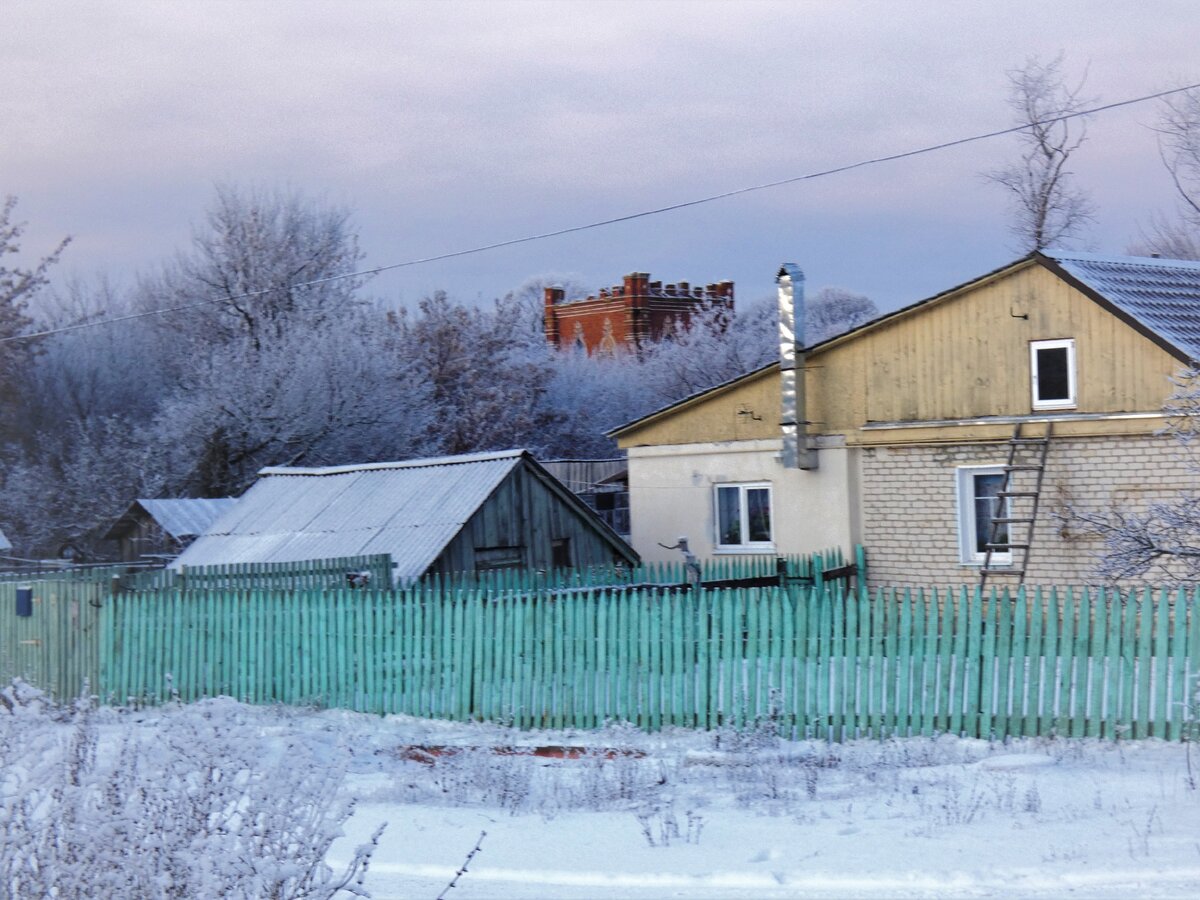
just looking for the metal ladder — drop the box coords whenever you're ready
[980,422,1052,586]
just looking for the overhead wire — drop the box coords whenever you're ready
[4,80,1199,346]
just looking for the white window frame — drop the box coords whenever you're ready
[955,466,1011,566]
[1030,338,1076,410]
[714,482,774,553]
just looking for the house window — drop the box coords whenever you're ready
[1030,339,1076,409]
[715,483,773,551]
[956,466,1011,565]
[551,538,571,570]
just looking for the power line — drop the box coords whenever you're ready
[5,80,1199,346]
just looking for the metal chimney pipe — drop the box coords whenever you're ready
[778,264,817,469]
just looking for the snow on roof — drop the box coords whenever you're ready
[135,498,239,540]
[1044,251,1200,361]
[0,527,10,553]
[174,450,529,580]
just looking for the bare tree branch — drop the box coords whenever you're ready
[985,54,1095,252]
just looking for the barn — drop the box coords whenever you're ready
[172,449,639,582]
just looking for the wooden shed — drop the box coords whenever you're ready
[104,498,239,562]
[172,449,639,582]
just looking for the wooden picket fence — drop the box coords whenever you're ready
[121,554,398,591]
[61,582,1197,740]
[0,547,858,596]
[0,580,104,699]
[418,546,861,594]
[0,563,143,585]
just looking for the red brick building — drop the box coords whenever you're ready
[543,272,734,355]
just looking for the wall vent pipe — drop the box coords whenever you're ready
[778,264,817,469]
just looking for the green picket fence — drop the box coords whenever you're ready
[79,582,1200,740]
[0,580,104,698]
[0,563,145,585]
[120,554,396,592]
[419,546,861,594]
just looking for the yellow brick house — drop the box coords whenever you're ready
[610,252,1200,588]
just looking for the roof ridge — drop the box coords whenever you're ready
[258,449,527,477]
[1045,250,1200,271]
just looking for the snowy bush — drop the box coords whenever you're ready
[0,691,384,899]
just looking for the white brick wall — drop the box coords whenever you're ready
[861,434,1196,588]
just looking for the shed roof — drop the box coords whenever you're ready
[103,497,239,542]
[174,449,635,580]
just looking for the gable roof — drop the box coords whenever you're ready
[608,363,775,439]
[174,449,636,580]
[806,251,1200,362]
[611,251,1200,440]
[105,497,239,542]
[1040,252,1200,362]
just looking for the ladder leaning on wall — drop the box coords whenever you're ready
[980,422,1053,587]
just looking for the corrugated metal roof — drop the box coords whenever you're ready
[174,450,527,580]
[135,498,239,540]
[1044,252,1200,361]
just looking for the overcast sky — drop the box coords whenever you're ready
[4,1,1198,316]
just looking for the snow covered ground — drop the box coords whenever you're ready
[6,693,1200,898]
[320,709,1200,899]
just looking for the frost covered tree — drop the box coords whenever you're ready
[637,295,778,402]
[986,54,1095,252]
[1066,367,1200,582]
[1,416,170,555]
[538,352,649,458]
[0,196,69,407]
[392,291,558,456]
[503,272,592,337]
[13,276,170,441]
[806,287,879,344]
[1134,87,1200,259]
[0,277,183,555]
[151,308,433,497]
[138,184,367,355]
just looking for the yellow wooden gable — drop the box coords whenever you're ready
[614,256,1189,449]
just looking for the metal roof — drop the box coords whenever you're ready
[1043,252,1200,361]
[173,450,531,580]
[134,498,239,540]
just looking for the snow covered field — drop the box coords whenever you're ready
[5,691,1200,898]
[332,714,1200,899]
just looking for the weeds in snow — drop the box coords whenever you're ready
[635,802,705,847]
[436,830,487,900]
[0,686,382,900]
[1124,804,1161,860]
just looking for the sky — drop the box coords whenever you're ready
[4,1,1199,316]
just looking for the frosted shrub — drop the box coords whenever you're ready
[412,741,674,818]
[428,746,536,814]
[0,692,383,899]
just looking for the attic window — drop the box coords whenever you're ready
[1030,339,1076,410]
